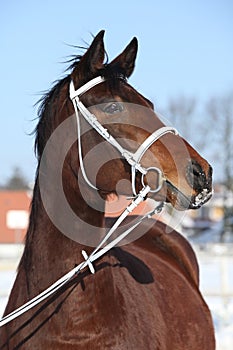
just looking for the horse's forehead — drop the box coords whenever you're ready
[89,80,153,108]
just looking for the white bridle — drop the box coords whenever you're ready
[0,76,178,328]
[69,76,178,196]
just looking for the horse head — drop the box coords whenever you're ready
[36,30,212,216]
[67,30,212,211]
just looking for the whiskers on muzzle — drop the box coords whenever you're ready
[190,188,213,209]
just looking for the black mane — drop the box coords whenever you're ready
[34,50,126,160]
[22,48,127,271]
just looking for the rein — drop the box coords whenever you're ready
[0,187,161,327]
[0,76,177,327]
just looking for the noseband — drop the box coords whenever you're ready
[69,76,178,196]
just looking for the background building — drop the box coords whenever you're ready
[0,191,31,243]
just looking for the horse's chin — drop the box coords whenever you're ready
[165,180,212,211]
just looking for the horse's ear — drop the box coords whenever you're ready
[109,37,138,78]
[72,30,105,82]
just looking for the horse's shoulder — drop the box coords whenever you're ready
[134,220,199,286]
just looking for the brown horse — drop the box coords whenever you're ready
[0,30,215,349]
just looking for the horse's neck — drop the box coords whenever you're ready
[20,176,105,296]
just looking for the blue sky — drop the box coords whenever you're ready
[0,0,233,183]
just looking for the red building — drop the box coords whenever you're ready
[0,191,31,243]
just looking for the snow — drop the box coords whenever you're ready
[194,245,233,350]
[0,270,16,317]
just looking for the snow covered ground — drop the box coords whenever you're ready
[0,270,16,317]
[193,244,233,350]
[0,244,233,349]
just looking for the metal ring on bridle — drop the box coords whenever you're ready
[141,167,164,193]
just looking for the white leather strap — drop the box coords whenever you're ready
[0,185,159,327]
[70,76,179,196]
[70,78,147,191]
[130,126,178,195]
[70,76,105,99]
[133,126,178,162]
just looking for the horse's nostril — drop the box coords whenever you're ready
[186,159,208,191]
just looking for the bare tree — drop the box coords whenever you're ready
[206,93,233,190]
[4,167,29,191]
[165,96,196,140]
[160,96,211,152]
[206,93,233,240]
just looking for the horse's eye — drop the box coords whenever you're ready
[103,102,123,114]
